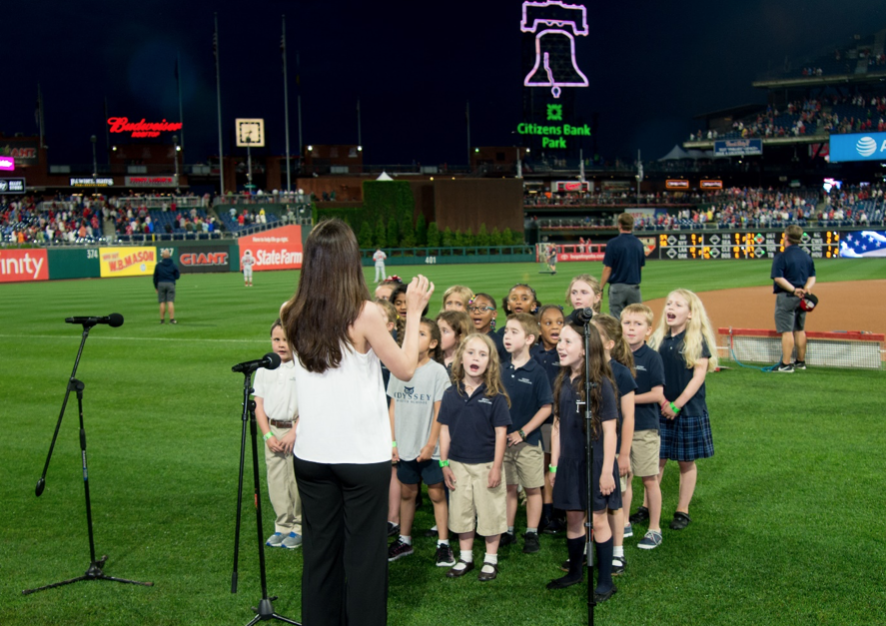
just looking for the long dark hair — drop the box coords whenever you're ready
[282,219,369,373]
[552,321,616,439]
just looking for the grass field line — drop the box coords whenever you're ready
[0,333,266,344]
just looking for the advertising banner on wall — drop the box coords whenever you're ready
[238,225,303,271]
[0,141,39,166]
[99,247,157,277]
[47,248,101,280]
[176,245,232,273]
[0,248,49,283]
[125,176,177,187]
[829,132,886,163]
[0,178,26,194]
[713,139,763,157]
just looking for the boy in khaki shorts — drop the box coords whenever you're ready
[620,304,666,550]
[499,313,553,554]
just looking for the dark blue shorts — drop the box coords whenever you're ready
[397,458,444,486]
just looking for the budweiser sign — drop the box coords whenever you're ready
[107,117,183,138]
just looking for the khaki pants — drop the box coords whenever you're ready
[266,422,302,534]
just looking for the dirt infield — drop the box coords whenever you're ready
[643,279,886,337]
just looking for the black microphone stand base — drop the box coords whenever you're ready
[22,555,153,595]
[244,596,301,626]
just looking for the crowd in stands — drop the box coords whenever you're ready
[524,190,712,206]
[690,94,886,142]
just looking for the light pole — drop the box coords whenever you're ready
[90,135,98,194]
[173,135,181,195]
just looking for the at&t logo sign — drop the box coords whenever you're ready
[856,136,878,157]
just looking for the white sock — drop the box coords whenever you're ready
[452,550,473,570]
[526,527,537,534]
[430,525,438,531]
[507,526,514,535]
[613,545,624,558]
[399,535,412,545]
[484,553,498,565]
[437,539,449,547]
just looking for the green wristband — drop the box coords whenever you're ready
[549,465,557,472]
[392,441,397,447]
[670,402,681,414]
[518,429,526,440]
[439,460,450,467]
[263,431,274,441]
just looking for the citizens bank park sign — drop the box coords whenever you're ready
[238,225,303,271]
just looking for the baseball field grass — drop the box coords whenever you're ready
[1,258,884,626]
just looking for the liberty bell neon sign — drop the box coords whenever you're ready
[521,0,589,98]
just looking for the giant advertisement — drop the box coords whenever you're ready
[238,225,303,271]
[176,245,232,273]
[829,132,886,163]
[99,247,157,277]
[0,140,39,166]
[0,248,49,283]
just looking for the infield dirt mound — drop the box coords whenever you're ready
[642,280,886,336]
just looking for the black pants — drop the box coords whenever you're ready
[293,457,390,626]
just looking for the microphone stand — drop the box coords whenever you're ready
[231,368,300,625]
[580,316,596,626]
[24,322,153,595]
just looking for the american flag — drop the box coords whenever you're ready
[839,231,886,257]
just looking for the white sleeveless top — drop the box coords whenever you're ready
[292,344,390,464]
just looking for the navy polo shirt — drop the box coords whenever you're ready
[558,377,617,460]
[631,344,666,432]
[438,383,511,464]
[501,358,553,445]
[770,245,816,294]
[610,360,637,447]
[533,346,561,424]
[490,329,509,364]
[658,331,710,416]
[602,233,645,285]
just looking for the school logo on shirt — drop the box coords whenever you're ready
[404,386,414,395]
[635,365,647,372]
[518,377,533,385]
[392,386,432,403]
[478,398,493,405]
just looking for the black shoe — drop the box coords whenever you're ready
[522,532,540,554]
[170,319,177,325]
[423,527,438,538]
[629,506,649,524]
[387,522,400,537]
[435,543,456,567]
[559,557,587,572]
[793,360,807,370]
[477,561,498,582]
[546,575,582,590]
[594,585,618,603]
[542,517,565,535]
[387,538,414,562]
[612,555,626,576]
[499,531,516,547]
[446,560,475,578]
[669,511,692,530]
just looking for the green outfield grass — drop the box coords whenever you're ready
[1,259,885,626]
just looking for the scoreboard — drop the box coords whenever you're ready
[653,231,841,260]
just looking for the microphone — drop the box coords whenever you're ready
[569,308,594,325]
[65,313,125,328]
[232,352,282,374]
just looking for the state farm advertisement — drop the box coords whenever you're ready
[99,247,157,278]
[238,225,303,271]
[177,245,230,274]
[0,249,49,283]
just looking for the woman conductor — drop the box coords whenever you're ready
[282,219,433,626]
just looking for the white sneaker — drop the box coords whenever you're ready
[266,532,285,548]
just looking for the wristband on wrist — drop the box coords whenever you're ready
[439,460,450,467]
[670,402,681,414]
[518,429,526,440]
[549,465,557,472]
[392,441,397,447]
[263,431,274,441]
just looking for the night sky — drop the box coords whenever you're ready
[5,0,885,168]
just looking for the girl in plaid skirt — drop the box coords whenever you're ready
[648,289,718,531]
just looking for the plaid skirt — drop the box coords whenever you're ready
[660,412,714,462]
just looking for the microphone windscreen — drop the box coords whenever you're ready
[109,313,124,327]
[266,352,282,370]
